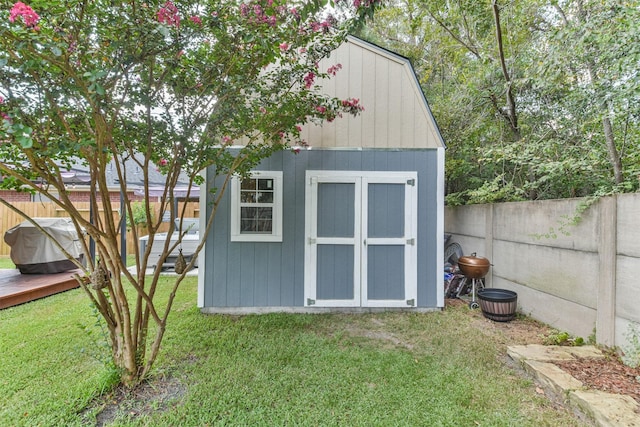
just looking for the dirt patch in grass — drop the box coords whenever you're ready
[446,297,552,346]
[85,376,186,426]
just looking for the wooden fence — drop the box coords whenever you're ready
[0,201,199,257]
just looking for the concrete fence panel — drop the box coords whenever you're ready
[618,194,640,257]
[445,193,640,349]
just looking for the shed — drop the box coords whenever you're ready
[198,36,445,312]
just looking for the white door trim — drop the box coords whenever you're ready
[304,174,362,307]
[304,171,418,308]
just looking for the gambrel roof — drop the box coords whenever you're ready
[301,35,445,150]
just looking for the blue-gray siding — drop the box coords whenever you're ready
[203,149,440,308]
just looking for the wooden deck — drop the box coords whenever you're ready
[0,269,81,309]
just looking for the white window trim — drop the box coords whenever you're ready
[230,170,283,242]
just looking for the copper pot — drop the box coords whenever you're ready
[458,253,491,279]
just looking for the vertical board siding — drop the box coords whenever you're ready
[317,245,355,300]
[203,149,440,308]
[368,184,405,238]
[360,48,377,148]
[347,42,364,149]
[374,54,389,149]
[368,245,405,300]
[303,37,443,150]
[317,183,355,238]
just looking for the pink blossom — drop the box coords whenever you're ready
[353,0,378,7]
[295,125,302,132]
[303,72,315,89]
[157,1,180,27]
[159,158,168,166]
[211,11,218,17]
[315,106,326,114]
[222,136,232,144]
[189,15,202,25]
[310,20,331,32]
[327,64,342,76]
[0,96,4,104]
[341,98,365,113]
[1,112,10,121]
[290,7,300,18]
[9,2,40,28]
[279,42,289,52]
[299,47,307,54]
[260,107,267,114]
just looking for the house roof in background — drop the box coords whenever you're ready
[60,154,198,198]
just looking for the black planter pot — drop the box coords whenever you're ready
[477,288,518,322]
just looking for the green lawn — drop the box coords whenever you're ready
[0,256,16,269]
[0,277,582,426]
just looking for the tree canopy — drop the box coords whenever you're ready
[360,0,639,204]
[0,0,376,386]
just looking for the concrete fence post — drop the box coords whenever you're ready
[596,196,617,346]
[485,204,494,288]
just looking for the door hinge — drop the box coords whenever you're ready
[406,238,415,246]
[308,237,316,244]
[406,298,415,306]
[307,298,316,306]
[407,178,416,186]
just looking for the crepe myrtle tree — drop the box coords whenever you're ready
[0,0,375,386]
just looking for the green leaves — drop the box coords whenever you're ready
[3,122,33,148]
[363,0,640,204]
[83,70,107,96]
[0,0,383,386]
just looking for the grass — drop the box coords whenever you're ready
[0,277,583,426]
[0,256,15,269]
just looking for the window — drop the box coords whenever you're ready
[230,171,283,242]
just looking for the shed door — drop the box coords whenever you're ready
[304,171,417,308]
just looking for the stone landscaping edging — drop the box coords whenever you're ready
[507,344,640,427]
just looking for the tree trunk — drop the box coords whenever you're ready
[603,116,623,184]
[574,0,623,186]
[492,0,520,141]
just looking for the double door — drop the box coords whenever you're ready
[304,171,417,307]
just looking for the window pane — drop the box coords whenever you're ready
[240,207,273,233]
[258,179,273,190]
[241,178,257,190]
[241,191,256,203]
[257,191,273,203]
[232,172,282,242]
[241,207,256,219]
[256,207,273,232]
[256,207,273,220]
